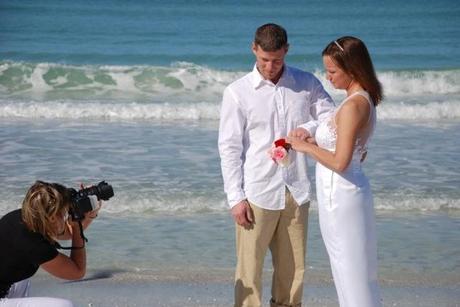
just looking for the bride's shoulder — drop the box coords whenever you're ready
[337,96,370,122]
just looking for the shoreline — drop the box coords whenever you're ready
[29,268,460,307]
[34,266,460,287]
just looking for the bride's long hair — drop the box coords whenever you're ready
[322,36,383,105]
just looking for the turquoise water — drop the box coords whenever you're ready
[1,118,459,281]
[1,0,459,69]
[1,0,459,283]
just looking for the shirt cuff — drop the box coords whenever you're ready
[298,122,317,137]
[227,192,247,209]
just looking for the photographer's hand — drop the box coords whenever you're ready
[57,199,101,241]
[78,182,103,229]
[81,199,102,229]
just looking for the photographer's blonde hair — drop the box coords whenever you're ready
[21,181,71,243]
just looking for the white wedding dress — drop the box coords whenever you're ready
[315,90,382,307]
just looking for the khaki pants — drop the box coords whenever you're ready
[234,189,309,307]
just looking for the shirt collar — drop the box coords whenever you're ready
[250,64,293,89]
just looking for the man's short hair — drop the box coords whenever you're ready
[254,23,288,52]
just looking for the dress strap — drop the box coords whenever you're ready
[344,90,372,105]
[333,90,373,125]
[344,91,374,124]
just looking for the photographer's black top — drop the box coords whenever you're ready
[0,209,58,298]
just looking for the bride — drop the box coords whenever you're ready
[288,36,383,307]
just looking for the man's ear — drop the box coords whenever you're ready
[252,42,259,56]
[284,44,290,54]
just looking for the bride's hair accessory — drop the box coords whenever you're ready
[334,40,344,52]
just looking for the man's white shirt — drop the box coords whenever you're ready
[218,65,334,210]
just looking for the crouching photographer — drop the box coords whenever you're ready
[0,180,113,307]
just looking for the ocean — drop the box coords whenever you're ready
[1,0,459,303]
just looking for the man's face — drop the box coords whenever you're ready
[252,43,288,83]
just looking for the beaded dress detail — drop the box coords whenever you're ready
[315,90,375,163]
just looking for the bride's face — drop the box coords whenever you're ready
[323,55,352,90]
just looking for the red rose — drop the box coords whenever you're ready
[274,138,290,151]
[274,138,286,148]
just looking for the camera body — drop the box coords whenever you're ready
[68,181,114,221]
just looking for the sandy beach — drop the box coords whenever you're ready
[29,268,460,307]
[8,208,460,307]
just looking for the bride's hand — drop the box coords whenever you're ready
[287,136,307,152]
[305,136,317,145]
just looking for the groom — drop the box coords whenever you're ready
[218,23,334,306]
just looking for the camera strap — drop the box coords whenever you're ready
[55,220,88,250]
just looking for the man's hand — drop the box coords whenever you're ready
[231,200,254,227]
[288,128,310,140]
[360,150,368,162]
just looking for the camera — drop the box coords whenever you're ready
[68,181,114,221]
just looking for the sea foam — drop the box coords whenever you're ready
[1,61,459,121]
[1,98,459,121]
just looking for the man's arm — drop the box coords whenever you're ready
[298,78,335,137]
[218,86,247,209]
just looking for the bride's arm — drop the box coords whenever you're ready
[288,97,370,173]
